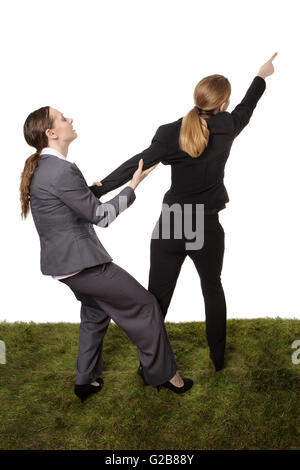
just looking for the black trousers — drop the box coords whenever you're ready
[148,211,226,364]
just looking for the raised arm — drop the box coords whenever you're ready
[50,162,136,228]
[230,75,266,137]
[229,52,277,137]
[89,125,168,198]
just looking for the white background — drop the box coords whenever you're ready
[1,0,299,322]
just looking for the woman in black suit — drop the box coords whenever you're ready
[90,53,277,373]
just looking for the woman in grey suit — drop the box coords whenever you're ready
[19,106,193,402]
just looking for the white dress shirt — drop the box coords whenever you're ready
[40,147,83,281]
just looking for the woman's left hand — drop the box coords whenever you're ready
[92,181,102,186]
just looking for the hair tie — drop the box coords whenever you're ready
[194,106,215,117]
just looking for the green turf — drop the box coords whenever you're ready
[0,318,299,450]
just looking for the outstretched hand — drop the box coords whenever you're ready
[130,158,159,190]
[91,158,159,190]
[258,52,278,79]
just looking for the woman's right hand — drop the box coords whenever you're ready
[129,158,159,191]
[257,52,278,79]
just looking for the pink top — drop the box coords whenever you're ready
[40,147,83,281]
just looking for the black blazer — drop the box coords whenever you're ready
[89,75,266,213]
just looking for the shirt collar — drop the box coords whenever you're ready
[40,147,67,160]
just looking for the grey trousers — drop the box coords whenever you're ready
[58,261,178,386]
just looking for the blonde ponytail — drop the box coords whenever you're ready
[179,108,210,158]
[179,74,231,158]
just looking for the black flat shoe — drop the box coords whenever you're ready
[156,378,193,394]
[74,378,104,403]
[213,358,224,372]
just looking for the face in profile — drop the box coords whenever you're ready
[46,107,78,145]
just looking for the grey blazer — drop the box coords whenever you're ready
[29,153,136,276]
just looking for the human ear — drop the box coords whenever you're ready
[45,128,57,140]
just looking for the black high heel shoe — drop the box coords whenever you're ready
[74,377,104,403]
[138,364,193,394]
[156,377,193,394]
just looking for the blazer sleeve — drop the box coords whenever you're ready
[229,75,266,138]
[89,125,168,198]
[49,163,136,227]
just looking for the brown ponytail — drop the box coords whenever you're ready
[179,74,231,158]
[20,106,54,219]
[20,152,41,219]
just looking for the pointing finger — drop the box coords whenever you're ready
[269,52,278,62]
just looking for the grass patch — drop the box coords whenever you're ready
[0,318,299,450]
